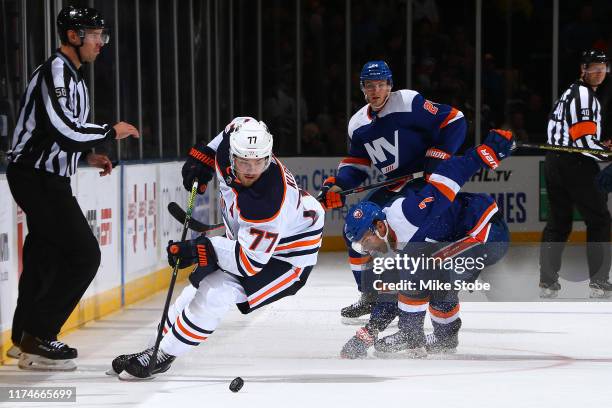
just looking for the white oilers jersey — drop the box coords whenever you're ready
[205,119,325,278]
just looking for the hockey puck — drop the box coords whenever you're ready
[229,377,244,392]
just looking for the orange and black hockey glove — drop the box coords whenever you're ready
[167,235,218,270]
[317,177,345,210]
[182,142,216,194]
[472,129,514,169]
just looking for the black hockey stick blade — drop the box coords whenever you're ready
[167,201,224,233]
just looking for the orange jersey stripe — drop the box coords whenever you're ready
[275,237,322,251]
[429,179,456,201]
[433,237,478,259]
[569,121,597,141]
[249,268,301,306]
[467,202,498,236]
[176,317,208,341]
[239,247,259,275]
[398,293,430,305]
[341,157,371,166]
[439,107,459,129]
[349,256,373,265]
[429,304,460,318]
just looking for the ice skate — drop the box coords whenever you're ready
[18,333,77,371]
[539,281,561,299]
[425,332,458,354]
[106,352,141,376]
[340,327,376,359]
[589,280,612,299]
[118,347,175,381]
[341,292,377,324]
[373,330,426,359]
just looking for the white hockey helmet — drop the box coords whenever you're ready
[228,117,274,172]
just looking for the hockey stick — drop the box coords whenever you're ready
[148,180,199,375]
[515,142,612,156]
[327,171,425,199]
[169,172,425,235]
[167,201,225,233]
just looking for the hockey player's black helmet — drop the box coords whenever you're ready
[57,6,108,44]
[581,49,609,67]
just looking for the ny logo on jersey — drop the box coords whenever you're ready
[364,130,399,174]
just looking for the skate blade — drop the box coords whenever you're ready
[118,370,155,381]
[589,288,612,299]
[373,347,427,359]
[341,316,370,325]
[18,353,76,371]
[539,289,559,299]
[105,368,120,376]
[6,346,21,359]
[427,348,457,355]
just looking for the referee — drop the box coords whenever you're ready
[5,6,139,370]
[539,49,612,299]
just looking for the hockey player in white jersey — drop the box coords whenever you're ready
[110,117,324,379]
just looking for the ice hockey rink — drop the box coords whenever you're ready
[1,252,611,408]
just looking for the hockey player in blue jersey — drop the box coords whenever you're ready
[338,129,513,358]
[317,60,468,320]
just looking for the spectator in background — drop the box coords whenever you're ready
[482,53,505,126]
[415,57,438,93]
[413,0,439,26]
[523,93,548,143]
[302,122,328,156]
[502,110,529,143]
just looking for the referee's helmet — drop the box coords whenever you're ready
[57,6,108,44]
[581,49,609,72]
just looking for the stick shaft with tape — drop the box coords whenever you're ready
[516,142,612,156]
[148,179,199,374]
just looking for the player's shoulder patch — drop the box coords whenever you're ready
[348,105,371,139]
[422,99,438,115]
[236,159,286,222]
[398,89,420,110]
[381,90,419,116]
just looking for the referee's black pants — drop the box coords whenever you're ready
[539,152,611,284]
[7,163,100,342]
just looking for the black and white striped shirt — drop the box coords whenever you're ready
[547,80,606,160]
[8,50,115,177]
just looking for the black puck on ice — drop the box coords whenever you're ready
[229,377,244,392]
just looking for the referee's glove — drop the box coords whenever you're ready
[596,163,612,192]
[182,142,216,194]
[473,129,514,169]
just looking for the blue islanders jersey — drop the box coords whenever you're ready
[336,90,466,190]
[382,151,499,246]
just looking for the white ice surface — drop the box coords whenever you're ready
[1,253,612,408]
